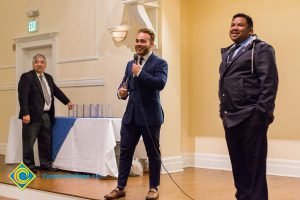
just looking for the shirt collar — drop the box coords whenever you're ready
[228,35,255,52]
[236,35,255,48]
[139,51,152,62]
[36,72,45,78]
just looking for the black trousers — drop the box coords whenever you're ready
[22,112,52,169]
[224,112,269,200]
[117,122,161,189]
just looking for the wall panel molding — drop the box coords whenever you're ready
[0,83,16,91]
[0,65,15,70]
[57,56,98,64]
[57,77,105,88]
[0,77,105,91]
[58,0,99,64]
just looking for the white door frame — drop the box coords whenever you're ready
[15,32,58,113]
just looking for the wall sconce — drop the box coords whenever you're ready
[108,25,129,42]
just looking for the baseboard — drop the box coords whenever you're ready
[182,153,300,177]
[0,183,86,200]
[0,143,7,155]
[267,158,300,178]
[193,153,232,171]
[3,142,299,177]
[161,156,184,174]
[182,153,194,168]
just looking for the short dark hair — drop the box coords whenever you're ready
[32,54,46,63]
[232,13,253,29]
[138,28,155,43]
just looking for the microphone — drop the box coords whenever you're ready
[133,54,139,86]
[134,53,138,64]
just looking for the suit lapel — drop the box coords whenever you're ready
[142,53,155,72]
[228,45,248,64]
[221,43,253,77]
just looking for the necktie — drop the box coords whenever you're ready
[227,44,240,63]
[139,57,144,65]
[39,75,51,105]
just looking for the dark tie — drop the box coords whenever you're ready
[39,75,51,105]
[139,57,144,65]
[227,44,240,63]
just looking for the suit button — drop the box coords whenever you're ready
[222,93,225,97]
[224,111,227,114]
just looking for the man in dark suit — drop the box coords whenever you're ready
[18,54,73,173]
[219,13,278,200]
[104,28,168,200]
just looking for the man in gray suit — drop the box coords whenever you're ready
[219,13,278,200]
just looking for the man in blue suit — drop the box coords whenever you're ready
[105,28,168,200]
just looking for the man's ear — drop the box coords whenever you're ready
[150,41,155,48]
[249,28,254,35]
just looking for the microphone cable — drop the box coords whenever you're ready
[132,76,195,200]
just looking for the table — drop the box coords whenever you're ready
[5,117,123,177]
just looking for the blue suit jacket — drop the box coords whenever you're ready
[119,53,168,126]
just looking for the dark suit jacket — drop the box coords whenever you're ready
[219,38,279,128]
[119,53,168,126]
[18,70,70,125]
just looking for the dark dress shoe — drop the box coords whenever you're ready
[40,166,57,172]
[104,188,126,199]
[29,167,38,173]
[146,188,159,200]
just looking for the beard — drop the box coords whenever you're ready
[135,45,150,56]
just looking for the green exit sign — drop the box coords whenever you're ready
[28,20,38,32]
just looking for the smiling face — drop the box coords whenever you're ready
[229,16,253,44]
[32,55,46,74]
[135,32,154,56]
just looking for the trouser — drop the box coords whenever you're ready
[22,112,52,169]
[117,122,161,189]
[224,112,269,200]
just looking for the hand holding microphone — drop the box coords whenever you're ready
[119,54,140,99]
[132,53,142,77]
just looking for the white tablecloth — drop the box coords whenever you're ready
[5,117,122,177]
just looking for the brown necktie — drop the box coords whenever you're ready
[39,75,51,105]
